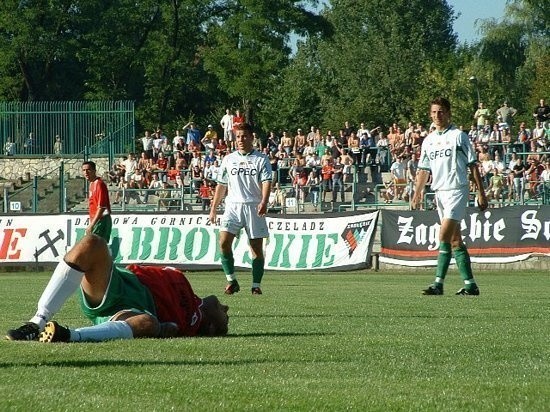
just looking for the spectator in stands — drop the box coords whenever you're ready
[321,158,333,204]
[294,129,306,155]
[203,149,217,167]
[376,132,390,172]
[53,135,63,155]
[220,109,234,148]
[390,155,406,201]
[525,158,543,200]
[158,181,173,210]
[294,169,309,212]
[216,139,228,157]
[533,98,549,124]
[486,167,505,205]
[24,132,35,154]
[281,131,293,156]
[183,122,201,147]
[340,149,354,185]
[141,131,154,160]
[266,131,279,153]
[331,157,345,208]
[348,132,361,166]
[307,169,321,211]
[201,125,218,151]
[406,152,419,203]
[4,137,15,156]
[123,153,138,183]
[474,102,491,130]
[153,152,169,182]
[198,179,213,211]
[269,182,286,209]
[143,173,163,203]
[496,101,517,130]
[512,156,526,203]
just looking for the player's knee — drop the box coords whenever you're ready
[125,313,160,338]
[66,234,108,268]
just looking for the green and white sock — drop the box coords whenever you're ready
[251,258,265,285]
[434,242,452,287]
[454,244,476,288]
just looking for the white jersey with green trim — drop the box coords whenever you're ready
[217,149,272,203]
[418,125,477,191]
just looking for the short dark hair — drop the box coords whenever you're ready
[234,122,253,133]
[82,161,96,171]
[431,97,451,112]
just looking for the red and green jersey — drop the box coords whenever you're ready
[89,178,111,218]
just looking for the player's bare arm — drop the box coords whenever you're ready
[209,184,227,223]
[258,180,272,216]
[411,169,430,209]
[469,164,488,211]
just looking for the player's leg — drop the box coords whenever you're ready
[6,234,111,340]
[452,228,480,296]
[219,230,239,294]
[249,238,265,295]
[39,310,162,343]
[422,191,456,295]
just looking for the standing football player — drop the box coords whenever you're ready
[209,122,273,295]
[412,97,488,295]
[82,161,112,242]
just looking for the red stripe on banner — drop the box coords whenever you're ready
[381,246,550,258]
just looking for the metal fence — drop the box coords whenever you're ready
[0,100,135,156]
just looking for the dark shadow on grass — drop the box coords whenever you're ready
[225,331,333,338]
[0,359,278,368]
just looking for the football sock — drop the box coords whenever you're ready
[30,260,84,330]
[251,258,265,285]
[434,242,452,287]
[454,244,476,287]
[71,321,133,342]
[221,253,235,280]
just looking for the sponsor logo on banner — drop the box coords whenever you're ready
[0,212,379,271]
[380,206,550,266]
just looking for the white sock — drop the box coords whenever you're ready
[71,321,133,342]
[30,260,84,330]
[252,282,261,288]
[226,274,236,282]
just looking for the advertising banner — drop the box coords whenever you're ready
[0,211,379,271]
[380,206,550,266]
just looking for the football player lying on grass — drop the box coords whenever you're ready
[6,234,229,342]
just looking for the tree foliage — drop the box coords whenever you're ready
[0,0,547,135]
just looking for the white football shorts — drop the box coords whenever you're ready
[220,202,269,239]
[435,186,469,222]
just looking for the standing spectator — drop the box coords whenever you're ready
[533,98,550,124]
[209,123,272,295]
[24,132,34,154]
[321,158,333,204]
[202,125,218,151]
[82,161,112,242]
[412,97,487,296]
[141,131,154,160]
[340,149,354,185]
[123,153,137,183]
[220,109,234,147]
[390,155,406,201]
[198,179,213,211]
[331,157,345,208]
[281,131,293,156]
[307,169,321,210]
[376,132,390,172]
[496,101,517,130]
[4,137,15,156]
[53,135,63,155]
[183,122,201,147]
[474,102,491,130]
[294,129,306,155]
[406,152,419,203]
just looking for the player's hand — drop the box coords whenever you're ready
[209,210,218,224]
[257,201,267,217]
[477,194,488,211]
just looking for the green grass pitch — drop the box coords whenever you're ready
[1,269,549,411]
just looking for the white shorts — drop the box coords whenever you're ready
[435,186,469,222]
[220,202,269,239]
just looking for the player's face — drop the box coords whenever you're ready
[430,104,451,129]
[235,129,253,153]
[81,165,96,181]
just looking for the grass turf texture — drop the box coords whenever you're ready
[1,269,549,411]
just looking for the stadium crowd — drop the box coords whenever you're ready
[107,101,550,211]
